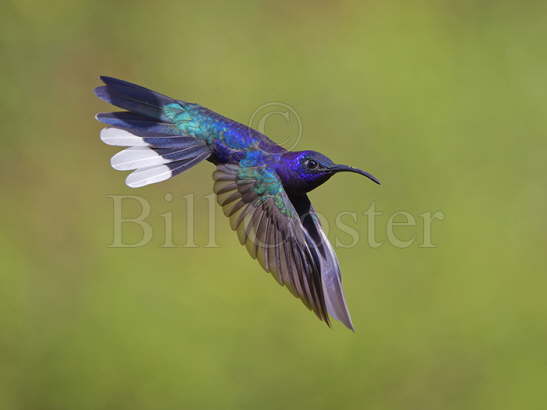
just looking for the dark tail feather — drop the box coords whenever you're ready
[95,76,211,188]
[97,110,201,148]
[123,146,211,188]
[94,76,179,121]
[96,112,180,138]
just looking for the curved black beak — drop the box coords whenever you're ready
[331,165,381,185]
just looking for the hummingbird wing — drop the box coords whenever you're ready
[213,163,331,326]
[289,195,354,330]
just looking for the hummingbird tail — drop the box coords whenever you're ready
[95,77,211,188]
[95,76,178,121]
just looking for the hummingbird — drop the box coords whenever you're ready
[94,76,380,330]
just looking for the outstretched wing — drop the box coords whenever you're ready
[290,195,354,330]
[213,163,331,325]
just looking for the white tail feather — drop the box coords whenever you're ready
[111,147,171,171]
[100,128,148,147]
[125,165,173,188]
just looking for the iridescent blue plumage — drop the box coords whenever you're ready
[95,76,380,330]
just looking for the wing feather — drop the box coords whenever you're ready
[213,163,330,325]
[290,194,354,330]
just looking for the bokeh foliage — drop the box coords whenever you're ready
[1,1,546,409]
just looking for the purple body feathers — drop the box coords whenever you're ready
[95,76,381,330]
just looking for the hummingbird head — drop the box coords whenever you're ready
[278,150,381,194]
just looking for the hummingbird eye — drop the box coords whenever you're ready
[304,159,319,170]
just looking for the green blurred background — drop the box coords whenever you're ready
[2,1,547,409]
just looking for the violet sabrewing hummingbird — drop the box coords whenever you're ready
[94,76,380,330]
